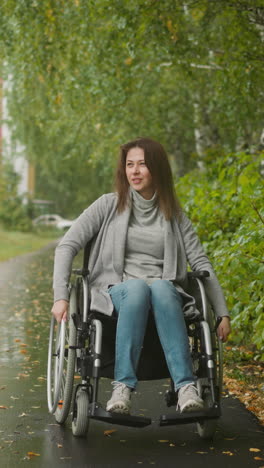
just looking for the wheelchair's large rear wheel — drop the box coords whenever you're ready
[47,286,77,422]
[196,311,223,439]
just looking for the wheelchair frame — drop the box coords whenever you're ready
[47,245,223,439]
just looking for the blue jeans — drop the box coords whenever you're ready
[108,279,195,390]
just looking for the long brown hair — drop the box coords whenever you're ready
[115,137,182,220]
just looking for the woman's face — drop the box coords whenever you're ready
[125,147,155,200]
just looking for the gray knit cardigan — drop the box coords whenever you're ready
[53,192,229,318]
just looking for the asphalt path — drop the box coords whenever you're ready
[0,244,263,467]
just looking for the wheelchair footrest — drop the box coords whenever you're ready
[159,406,221,426]
[88,402,152,428]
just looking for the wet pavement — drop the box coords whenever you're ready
[0,244,263,468]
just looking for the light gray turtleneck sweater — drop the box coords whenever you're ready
[123,189,165,284]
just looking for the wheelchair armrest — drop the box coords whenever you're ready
[187,270,210,279]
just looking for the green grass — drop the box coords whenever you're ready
[0,227,59,262]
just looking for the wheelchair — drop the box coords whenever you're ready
[47,242,223,440]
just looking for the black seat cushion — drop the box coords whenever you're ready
[91,312,170,380]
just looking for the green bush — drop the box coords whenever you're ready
[0,162,32,232]
[177,152,264,359]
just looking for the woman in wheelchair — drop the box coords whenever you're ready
[52,137,231,417]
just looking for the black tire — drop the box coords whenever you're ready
[47,319,66,414]
[72,388,90,437]
[54,286,77,424]
[208,308,223,394]
[196,307,223,440]
[196,381,218,439]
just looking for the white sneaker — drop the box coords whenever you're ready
[177,383,204,413]
[106,381,132,414]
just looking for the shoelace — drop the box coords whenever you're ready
[180,384,197,396]
[111,381,127,393]
[176,384,197,410]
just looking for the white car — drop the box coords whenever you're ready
[33,214,74,231]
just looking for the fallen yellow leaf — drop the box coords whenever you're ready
[27,452,40,458]
[250,448,261,452]
[125,57,133,65]
[104,429,117,437]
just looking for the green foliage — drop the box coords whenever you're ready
[0,162,32,231]
[177,151,264,358]
[1,0,264,214]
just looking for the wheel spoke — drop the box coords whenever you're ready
[47,286,78,422]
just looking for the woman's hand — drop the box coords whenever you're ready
[217,316,231,342]
[51,299,69,323]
